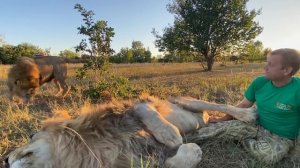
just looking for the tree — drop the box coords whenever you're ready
[15,43,44,57]
[132,41,145,63]
[154,0,263,71]
[132,41,144,50]
[152,20,192,53]
[59,49,80,59]
[263,48,272,58]
[0,44,14,64]
[131,41,152,63]
[0,43,44,64]
[74,3,115,70]
[112,41,152,63]
[110,47,133,63]
[241,40,264,62]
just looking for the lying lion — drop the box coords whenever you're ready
[4,95,256,168]
[7,56,69,102]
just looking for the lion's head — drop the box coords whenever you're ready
[4,131,54,168]
[7,57,41,102]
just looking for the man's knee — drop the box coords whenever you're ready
[242,138,292,164]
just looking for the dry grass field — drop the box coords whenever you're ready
[0,62,299,168]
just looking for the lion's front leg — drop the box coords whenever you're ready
[170,97,257,123]
[165,143,202,168]
[133,102,183,149]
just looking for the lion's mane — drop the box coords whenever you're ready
[41,100,173,168]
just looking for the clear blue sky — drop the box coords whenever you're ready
[0,0,299,56]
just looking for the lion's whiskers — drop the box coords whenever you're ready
[62,126,103,167]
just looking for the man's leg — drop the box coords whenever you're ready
[242,127,293,164]
[186,120,257,142]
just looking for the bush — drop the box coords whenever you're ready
[83,72,135,102]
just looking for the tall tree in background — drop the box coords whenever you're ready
[111,41,152,63]
[154,0,263,71]
[131,41,152,63]
[242,40,264,62]
[74,3,115,70]
[110,47,133,63]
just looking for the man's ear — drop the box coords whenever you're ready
[284,66,293,76]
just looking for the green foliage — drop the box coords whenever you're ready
[0,43,44,64]
[76,60,111,79]
[83,72,135,101]
[154,0,263,71]
[160,50,199,62]
[152,20,192,53]
[74,4,115,68]
[263,48,272,58]
[110,47,133,63]
[111,41,152,63]
[0,44,14,64]
[59,49,80,58]
[241,40,265,62]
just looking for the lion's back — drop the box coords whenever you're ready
[34,56,67,80]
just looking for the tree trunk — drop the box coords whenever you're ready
[206,57,214,71]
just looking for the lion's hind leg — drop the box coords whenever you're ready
[53,79,69,97]
[165,143,202,168]
[60,81,69,97]
[53,79,63,96]
[133,102,183,149]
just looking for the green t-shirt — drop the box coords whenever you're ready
[245,76,300,140]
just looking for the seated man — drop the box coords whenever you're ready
[178,48,300,164]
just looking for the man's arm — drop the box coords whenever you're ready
[208,98,254,123]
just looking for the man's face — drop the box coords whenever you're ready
[264,54,287,81]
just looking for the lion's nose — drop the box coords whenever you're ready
[3,156,10,168]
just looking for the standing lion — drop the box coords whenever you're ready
[7,56,69,102]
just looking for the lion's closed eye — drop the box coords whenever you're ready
[22,151,33,158]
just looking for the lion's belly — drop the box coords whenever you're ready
[164,104,205,134]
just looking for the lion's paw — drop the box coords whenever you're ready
[238,106,257,123]
[152,122,183,149]
[165,143,202,168]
